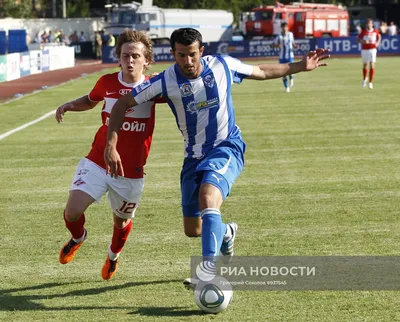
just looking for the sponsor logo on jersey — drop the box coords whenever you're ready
[180,83,193,97]
[106,91,117,95]
[136,80,151,93]
[125,107,135,114]
[186,97,219,114]
[203,75,215,88]
[105,117,146,132]
[119,88,132,95]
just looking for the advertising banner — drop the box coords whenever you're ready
[6,53,21,81]
[101,46,118,64]
[41,48,50,72]
[19,51,31,77]
[0,55,6,82]
[30,50,42,74]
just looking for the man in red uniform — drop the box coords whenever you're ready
[55,29,163,280]
[357,18,381,89]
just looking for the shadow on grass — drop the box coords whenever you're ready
[0,279,181,311]
[129,306,204,317]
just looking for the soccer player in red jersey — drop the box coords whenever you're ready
[55,29,164,280]
[357,18,381,89]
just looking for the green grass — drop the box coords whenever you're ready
[1,57,400,321]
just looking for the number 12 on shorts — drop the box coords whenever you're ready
[118,201,137,214]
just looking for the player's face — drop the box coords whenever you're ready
[119,42,149,80]
[283,25,289,33]
[367,20,374,30]
[171,41,204,78]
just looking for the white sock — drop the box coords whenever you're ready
[108,245,120,261]
[72,230,86,243]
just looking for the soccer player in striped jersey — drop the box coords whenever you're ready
[56,30,164,280]
[104,28,329,289]
[273,22,299,92]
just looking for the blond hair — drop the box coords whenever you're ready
[115,29,154,71]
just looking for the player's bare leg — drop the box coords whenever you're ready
[362,62,368,88]
[368,62,375,89]
[102,213,132,280]
[59,190,94,264]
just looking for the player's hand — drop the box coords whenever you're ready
[55,103,72,123]
[302,48,330,71]
[104,144,124,178]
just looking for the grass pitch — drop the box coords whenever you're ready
[1,57,400,321]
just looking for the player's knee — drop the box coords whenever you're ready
[184,226,202,237]
[64,207,84,222]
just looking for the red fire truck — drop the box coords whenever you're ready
[244,2,349,39]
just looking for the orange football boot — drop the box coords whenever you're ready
[59,231,86,264]
[102,257,119,280]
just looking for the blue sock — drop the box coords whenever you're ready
[289,75,293,80]
[200,208,227,258]
[283,76,288,88]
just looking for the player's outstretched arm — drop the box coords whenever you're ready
[104,93,138,178]
[249,48,330,80]
[55,95,98,123]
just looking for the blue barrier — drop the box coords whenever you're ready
[0,31,6,55]
[8,29,28,53]
[102,36,400,63]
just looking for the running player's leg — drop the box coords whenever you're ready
[368,49,376,88]
[60,158,107,264]
[361,50,368,87]
[102,176,143,280]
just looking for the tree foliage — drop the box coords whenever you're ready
[2,0,32,18]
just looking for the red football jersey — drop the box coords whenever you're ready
[86,71,161,178]
[358,29,380,50]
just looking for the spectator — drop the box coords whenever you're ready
[379,21,388,35]
[388,21,398,36]
[356,23,362,34]
[48,30,56,43]
[79,31,86,42]
[108,33,116,47]
[94,30,102,59]
[41,31,49,43]
[69,30,79,44]
[33,31,42,44]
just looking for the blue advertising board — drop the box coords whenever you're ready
[101,46,118,64]
[316,36,399,55]
[100,36,400,63]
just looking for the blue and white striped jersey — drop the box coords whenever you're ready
[132,55,254,159]
[274,32,295,60]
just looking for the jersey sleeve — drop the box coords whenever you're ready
[88,75,105,102]
[221,55,254,84]
[131,73,164,104]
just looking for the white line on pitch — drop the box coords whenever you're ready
[0,110,56,141]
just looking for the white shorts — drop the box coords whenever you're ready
[361,49,377,64]
[70,158,144,219]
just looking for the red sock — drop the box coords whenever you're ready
[363,68,368,80]
[64,211,85,239]
[369,68,375,83]
[110,220,133,254]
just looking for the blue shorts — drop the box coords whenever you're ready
[180,137,246,217]
[279,58,294,64]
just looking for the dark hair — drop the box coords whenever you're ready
[170,28,203,51]
[281,22,288,28]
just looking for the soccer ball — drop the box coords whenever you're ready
[194,276,233,314]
